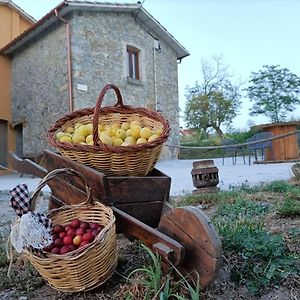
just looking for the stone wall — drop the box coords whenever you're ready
[11,23,69,156]
[71,11,180,158]
[11,10,180,158]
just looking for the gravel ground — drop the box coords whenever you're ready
[0,191,50,237]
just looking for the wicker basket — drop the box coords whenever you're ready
[47,84,170,176]
[24,168,117,292]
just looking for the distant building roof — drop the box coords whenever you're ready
[0,0,36,24]
[0,0,190,60]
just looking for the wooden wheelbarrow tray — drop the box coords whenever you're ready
[8,150,222,289]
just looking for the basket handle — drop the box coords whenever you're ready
[30,168,92,211]
[92,84,124,146]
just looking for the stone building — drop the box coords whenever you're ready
[0,0,189,160]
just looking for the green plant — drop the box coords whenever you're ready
[226,129,257,144]
[228,181,261,193]
[127,244,163,299]
[216,198,269,221]
[261,180,291,193]
[0,238,7,268]
[277,198,300,217]
[174,191,240,207]
[184,56,241,137]
[246,65,300,123]
[170,270,200,300]
[214,200,299,295]
[126,245,201,300]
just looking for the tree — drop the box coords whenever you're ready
[247,65,300,123]
[184,56,241,137]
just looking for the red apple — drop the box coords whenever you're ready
[92,229,100,238]
[82,232,94,243]
[75,228,85,236]
[43,244,54,252]
[80,221,89,230]
[73,235,82,246]
[90,223,100,230]
[59,231,67,239]
[65,225,72,231]
[53,238,64,248]
[67,228,76,238]
[52,233,59,240]
[60,245,71,255]
[70,218,81,229]
[80,240,90,247]
[63,235,73,246]
[68,244,77,252]
[52,224,64,234]
[51,247,61,254]
[86,228,93,234]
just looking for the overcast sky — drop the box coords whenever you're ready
[13,0,300,130]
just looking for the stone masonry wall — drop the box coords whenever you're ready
[11,10,180,158]
[71,11,180,158]
[11,23,69,156]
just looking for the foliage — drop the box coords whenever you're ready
[225,128,259,144]
[179,135,222,159]
[125,245,200,300]
[127,245,163,299]
[0,237,44,297]
[228,181,260,193]
[184,56,242,137]
[174,191,240,207]
[216,198,269,220]
[277,197,300,217]
[247,65,300,123]
[214,199,299,295]
[0,238,7,268]
[261,180,292,193]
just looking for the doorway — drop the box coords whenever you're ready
[15,124,23,158]
[0,119,8,167]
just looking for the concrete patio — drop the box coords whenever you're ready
[156,157,296,195]
[0,157,296,197]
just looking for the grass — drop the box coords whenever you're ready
[172,190,241,207]
[129,181,300,297]
[277,197,300,217]
[122,244,200,300]
[213,198,300,295]
[0,180,299,299]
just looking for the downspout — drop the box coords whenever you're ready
[153,46,158,111]
[54,9,74,112]
[153,39,160,111]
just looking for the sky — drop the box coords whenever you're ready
[12,0,300,131]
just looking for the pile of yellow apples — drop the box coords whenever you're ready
[55,119,163,147]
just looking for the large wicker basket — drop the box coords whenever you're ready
[24,168,117,292]
[47,83,170,176]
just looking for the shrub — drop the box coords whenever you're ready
[277,197,300,217]
[262,180,291,193]
[214,200,299,294]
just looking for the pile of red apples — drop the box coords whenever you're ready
[44,218,103,255]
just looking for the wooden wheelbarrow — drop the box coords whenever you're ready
[8,150,222,289]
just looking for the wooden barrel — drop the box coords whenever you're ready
[191,160,219,188]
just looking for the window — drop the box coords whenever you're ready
[126,45,140,80]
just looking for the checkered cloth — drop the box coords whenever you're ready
[10,184,52,229]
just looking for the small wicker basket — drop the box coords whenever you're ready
[23,168,117,292]
[47,84,170,176]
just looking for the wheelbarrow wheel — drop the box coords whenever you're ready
[158,206,222,289]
